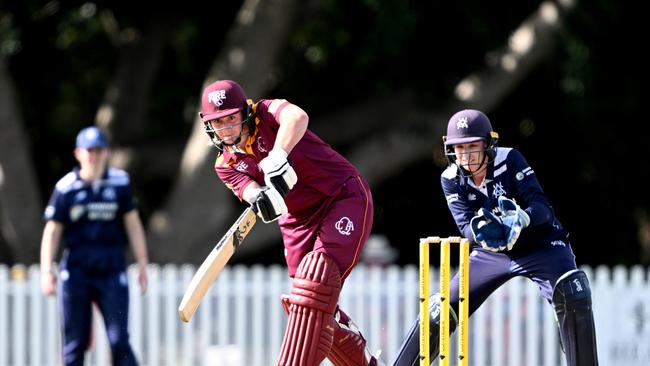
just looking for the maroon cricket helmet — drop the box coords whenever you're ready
[199,80,248,123]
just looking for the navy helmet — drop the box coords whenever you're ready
[76,126,109,149]
[444,109,494,145]
[442,109,499,167]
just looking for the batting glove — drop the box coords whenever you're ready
[259,148,297,197]
[498,196,530,250]
[470,208,508,252]
[251,187,288,223]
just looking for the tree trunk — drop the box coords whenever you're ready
[0,57,44,264]
[94,12,172,175]
[343,0,577,187]
[148,0,298,263]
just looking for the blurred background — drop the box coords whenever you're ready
[1,0,648,268]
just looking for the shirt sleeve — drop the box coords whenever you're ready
[440,168,476,243]
[215,162,255,201]
[255,99,291,129]
[119,179,136,215]
[44,188,67,223]
[507,149,553,226]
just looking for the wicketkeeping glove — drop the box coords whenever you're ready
[497,196,531,250]
[259,149,298,197]
[470,208,508,252]
[251,187,288,223]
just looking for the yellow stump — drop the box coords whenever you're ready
[419,236,470,366]
[458,238,469,366]
[419,239,430,366]
[439,238,451,366]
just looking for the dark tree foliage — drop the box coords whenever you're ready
[372,0,647,266]
[1,0,645,266]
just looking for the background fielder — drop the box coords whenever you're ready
[392,109,599,366]
[40,127,149,366]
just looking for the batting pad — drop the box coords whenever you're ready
[277,251,342,366]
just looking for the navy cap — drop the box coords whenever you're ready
[76,126,109,149]
[444,109,493,145]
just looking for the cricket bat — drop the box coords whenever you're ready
[178,207,257,322]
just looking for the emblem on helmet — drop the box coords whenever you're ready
[456,116,469,129]
[208,90,227,107]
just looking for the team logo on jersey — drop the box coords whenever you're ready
[102,187,116,200]
[492,182,506,198]
[257,136,267,153]
[208,90,227,106]
[468,193,477,201]
[456,116,469,129]
[70,204,85,222]
[335,217,354,236]
[235,161,248,172]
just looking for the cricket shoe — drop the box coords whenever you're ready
[332,307,385,366]
[368,349,385,366]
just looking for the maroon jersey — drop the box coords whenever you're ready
[215,99,373,277]
[215,99,359,213]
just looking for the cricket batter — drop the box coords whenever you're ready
[392,110,599,366]
[40,126,149,366]
[199,80,381,365]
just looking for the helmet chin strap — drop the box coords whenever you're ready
[221,135,242,147]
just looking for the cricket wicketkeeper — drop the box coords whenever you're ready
[392,109,599,366]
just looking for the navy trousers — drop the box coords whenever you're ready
[59,268,137,366]
[449,241,578,315]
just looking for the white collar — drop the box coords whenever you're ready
[468,177,491,197]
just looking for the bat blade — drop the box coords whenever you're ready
[178,207,257,322]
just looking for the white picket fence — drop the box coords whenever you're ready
[1,264,649,366]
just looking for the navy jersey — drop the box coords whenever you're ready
[44,167,135,271]
[441,147,568,251]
